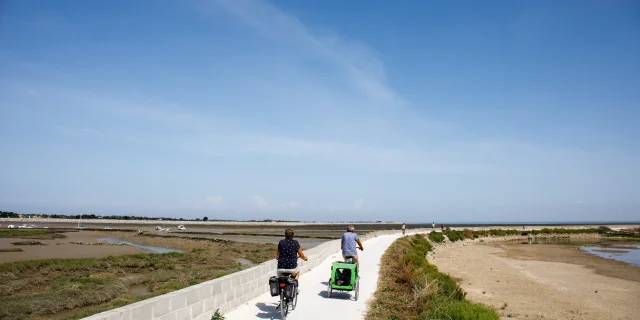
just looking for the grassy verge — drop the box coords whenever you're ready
[366,234,499,320]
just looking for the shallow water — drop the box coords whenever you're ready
[128,284,149,296]
[580,245,640,266]
[96,237,183,253]
[529,237,599,245]
[236,257,256,267]
[518,237,640,266]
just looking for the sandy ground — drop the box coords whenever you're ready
[429,238,640,320]
[0,231,148,263]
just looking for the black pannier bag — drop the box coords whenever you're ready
[284,278,297,299]
[268,276,279,296]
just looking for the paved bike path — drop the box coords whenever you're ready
[224,234,402,320]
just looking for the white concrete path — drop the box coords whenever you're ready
[224,234,402,320]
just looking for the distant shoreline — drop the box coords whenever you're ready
[1,217,638,228]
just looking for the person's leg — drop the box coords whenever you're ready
[294,271,300,294]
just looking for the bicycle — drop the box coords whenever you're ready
[275,272,298,319]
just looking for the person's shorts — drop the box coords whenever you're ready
[277,268,299,276]
[342,254,358,261]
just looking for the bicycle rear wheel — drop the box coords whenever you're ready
[291,287,298,310]
[280,293,288,319]
[354,279,360,301]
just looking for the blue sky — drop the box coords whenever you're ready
[1,0,638,222]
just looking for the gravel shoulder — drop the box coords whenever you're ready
[428,238,640,320]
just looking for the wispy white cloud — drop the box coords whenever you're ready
[280,201,300,209]
[353,198,364,210]
[251,195,269,207]
[206,196,223,204]
[212,0,401,106]
[41,87,595,176]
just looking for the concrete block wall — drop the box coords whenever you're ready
[81,228,430,320]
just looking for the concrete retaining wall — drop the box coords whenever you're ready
[81,228,429,320]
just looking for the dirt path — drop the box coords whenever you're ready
[429,241,640,320]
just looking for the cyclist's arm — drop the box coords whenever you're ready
[356,239,364,250]
[276,246,280,259]
[297,248,308,261]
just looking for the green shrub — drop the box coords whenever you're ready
[462,229,475,240]
[428,232,445,243]
[444,230,463,242]
[597,226,612,234]
[211,308,225,320]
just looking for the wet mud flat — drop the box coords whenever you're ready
[0,231,147,263]
[429,238,640,320]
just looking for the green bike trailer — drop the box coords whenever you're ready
[327,261,359,300]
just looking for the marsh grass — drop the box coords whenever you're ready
[10,241,46,246]
[0,230,50,237]
[365,235,498,320]
[440,227,611,243]
[0,237,277,320]
[0,229,66,240]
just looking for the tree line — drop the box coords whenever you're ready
[1,211,208,221]
[1,211,300,223]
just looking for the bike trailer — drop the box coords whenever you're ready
[329,261,357,290]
